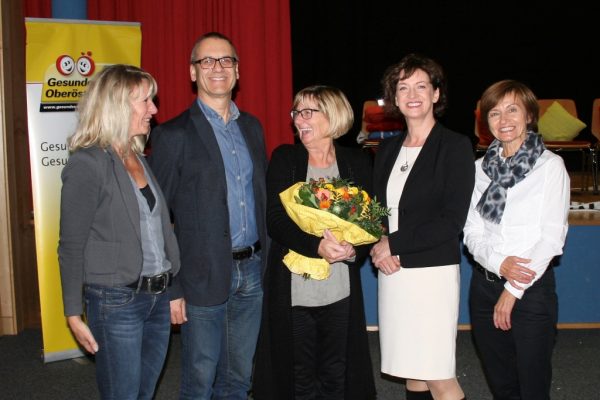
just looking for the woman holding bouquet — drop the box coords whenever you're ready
[370,54,474,400]
[253,85,376,400]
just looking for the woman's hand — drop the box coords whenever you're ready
[370,236,401,275]
[67,315,98,354]
[494,289,517,331]
[170,298,187,325]
[319,229,355,263]
[499,256,535,290]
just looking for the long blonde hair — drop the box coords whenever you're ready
[68,64,157,156]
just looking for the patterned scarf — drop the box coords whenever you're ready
[476,131,546,224]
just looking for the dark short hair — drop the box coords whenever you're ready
[190,32,238,62]
[479,79,539,132]
[381,53,447,119]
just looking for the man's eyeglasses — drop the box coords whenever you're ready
[290,108,320,120]
[191,56,238,69]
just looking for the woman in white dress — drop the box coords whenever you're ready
[370,54,474,400]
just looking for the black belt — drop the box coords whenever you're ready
[473,263,504,282]
[126,272,172,294]
[232,241,261,260]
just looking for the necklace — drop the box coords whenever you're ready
[400,146,409,172]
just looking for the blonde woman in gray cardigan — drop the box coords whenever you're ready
[58,64,180,400]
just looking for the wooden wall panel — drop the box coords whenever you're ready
[0,0,40,335]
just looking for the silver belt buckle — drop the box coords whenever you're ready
[147,273,168,294]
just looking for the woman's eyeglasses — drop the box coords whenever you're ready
[290,108,320,120]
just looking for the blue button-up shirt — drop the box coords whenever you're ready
[197,99,259,249]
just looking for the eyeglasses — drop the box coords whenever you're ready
[191,56,238,69]
[290,108,320,120]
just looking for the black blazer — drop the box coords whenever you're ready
[148,101,268,306]
[373,122,475,268]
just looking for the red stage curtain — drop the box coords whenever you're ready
[24,0,51,17]
[87,0,294,155]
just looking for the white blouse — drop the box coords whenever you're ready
[463,150,570,299]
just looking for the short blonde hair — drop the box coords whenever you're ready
[292,85,354,139]
[68,64,157,156]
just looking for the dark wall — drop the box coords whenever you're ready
[290,0,598,147]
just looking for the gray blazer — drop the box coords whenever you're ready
[58,146,180,316]
[148,101,268,307]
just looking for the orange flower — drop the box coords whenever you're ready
[341,189,351,201]
[319,199,331,209]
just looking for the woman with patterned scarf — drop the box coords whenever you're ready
[463,80,570,400]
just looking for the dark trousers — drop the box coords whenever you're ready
[292,296,350,400]
[469,266,558,400]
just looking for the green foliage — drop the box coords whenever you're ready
[294,177,390,238]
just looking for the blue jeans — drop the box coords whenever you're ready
[180,252,263,400]
[84,284,171,400]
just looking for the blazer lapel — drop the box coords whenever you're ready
[400,123,443,203]
[405,122,443,179]
[188,100,225,174]
[377,133,405,208]
[237,115,260,166]
[108,148,142,242]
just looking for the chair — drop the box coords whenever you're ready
[539,99,592,192]
[473,100,491,155]
[359,99,404,152]
[474,99,592,192]
[360,100,380,134]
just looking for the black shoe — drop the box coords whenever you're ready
[406,389,434,400]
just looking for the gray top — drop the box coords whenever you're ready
[130,159,172,277]
[291,162,350,307]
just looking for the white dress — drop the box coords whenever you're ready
[378,146,460,380]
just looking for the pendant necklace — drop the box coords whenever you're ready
[400,146,409,172]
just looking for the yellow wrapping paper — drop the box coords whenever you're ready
[279,182,379,280]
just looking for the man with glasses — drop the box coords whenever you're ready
[149,32,268,400]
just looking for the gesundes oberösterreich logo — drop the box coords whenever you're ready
[40,51,101,112]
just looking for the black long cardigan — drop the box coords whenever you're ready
[252,142,376,400]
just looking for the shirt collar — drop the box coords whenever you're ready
[196,98,240,122]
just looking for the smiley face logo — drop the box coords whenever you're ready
[56,55,75,76]
[76,52,95,76]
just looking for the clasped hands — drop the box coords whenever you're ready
[494,256,536,331]
[370,235,400,275]
[318,229,356,264]
[500,255,535,290]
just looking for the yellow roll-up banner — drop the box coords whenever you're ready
[25,18,141,362]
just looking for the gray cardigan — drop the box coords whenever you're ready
[58,146,180,316]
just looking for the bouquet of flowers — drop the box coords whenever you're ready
[279,178,390,279]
